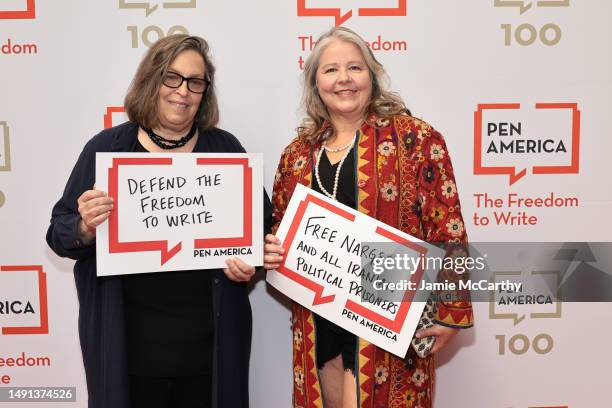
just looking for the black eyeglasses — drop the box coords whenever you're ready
[162,71,209,94]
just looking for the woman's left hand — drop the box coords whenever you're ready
[415,324,460,354]
[223,257,256,282]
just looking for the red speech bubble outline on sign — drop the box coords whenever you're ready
[107,156,252,265]
[474,103,580,186]
[277,193,427,333]
[0,0,35,19]
[297,0,406,26]
[0,265,48,335]
[194,157,252,249]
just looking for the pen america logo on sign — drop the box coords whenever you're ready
[297,0,407,26]
[0,265,49,335]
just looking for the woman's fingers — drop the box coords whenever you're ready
[415,325,459,354]
[88,211,112,228]
[264,234,284,252]
[263,234,284,270]
[263,253,283,269]
[84,202,114,220]
[264,233,280,244]
[223,260,241,282]
[224,258,256,282]
[77,189,114,230]
[77,190,108,208]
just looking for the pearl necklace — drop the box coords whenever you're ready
[321,138,354,153]
[315,135,356,200]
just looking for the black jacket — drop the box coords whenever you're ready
[46,121,271,408]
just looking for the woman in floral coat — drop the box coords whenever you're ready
[264,27,473,408]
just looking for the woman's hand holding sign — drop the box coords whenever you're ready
[77,188,114,244]
[224,234,284,282]
[223,258,257,282]
[263,234,284,270]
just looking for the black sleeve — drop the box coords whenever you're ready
[46,139,97,260]
[263,188,272,236]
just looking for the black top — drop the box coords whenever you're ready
[312,146,356,209]
[122,139,213,376]
[312,145,357,370]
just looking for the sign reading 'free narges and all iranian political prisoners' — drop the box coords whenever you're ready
[266,184,444,357]
[95,153,263,276]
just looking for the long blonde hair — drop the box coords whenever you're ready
[298,27,409,141]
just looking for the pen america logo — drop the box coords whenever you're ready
[0,265,48,335]
[297,0,407,26]
[474,103,580,185]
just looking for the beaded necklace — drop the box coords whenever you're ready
[142,122,197,150]
[314,135,356,200]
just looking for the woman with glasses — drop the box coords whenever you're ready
[47,35,269,408]
[264,27,472,408]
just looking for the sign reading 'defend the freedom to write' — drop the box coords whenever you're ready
[95,153,263,276]
[266,184,444,357]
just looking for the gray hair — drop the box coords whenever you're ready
[298,26,409,141]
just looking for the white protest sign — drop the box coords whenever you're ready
[95,153,263,276]
[266,184,445,357]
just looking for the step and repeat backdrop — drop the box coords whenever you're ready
[1,1,611,407]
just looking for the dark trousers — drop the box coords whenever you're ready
[129,374,212,408]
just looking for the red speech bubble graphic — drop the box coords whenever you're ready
[358,0,407,17]
[107,157,252,266]
[297,0,407,26]
[194,157,252,249]
[0,0,35,19]
[277,193,428,333]
[108,157,181,265]
[474,103,580,186]
[104,106,125,129]
[0,265,48,335]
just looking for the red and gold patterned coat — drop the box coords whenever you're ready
[271,114,473,408]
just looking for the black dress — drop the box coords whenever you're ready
[122,139,214,407]
[311,146,357,373]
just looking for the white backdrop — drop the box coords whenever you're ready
[1,1,611,407]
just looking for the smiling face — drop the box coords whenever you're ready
[156,49,205,136]
[315,39,372,122]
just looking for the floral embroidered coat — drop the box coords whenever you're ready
[271,114,473,408]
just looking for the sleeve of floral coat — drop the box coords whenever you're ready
[271,139,301,236]
[416,125,474,329]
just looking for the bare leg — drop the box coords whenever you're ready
[342,369,357,408]
[319,355,344,408]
